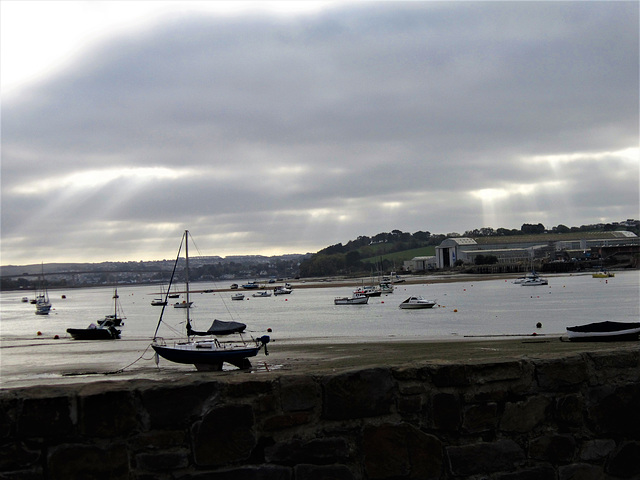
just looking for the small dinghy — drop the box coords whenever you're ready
[566,321,640,342]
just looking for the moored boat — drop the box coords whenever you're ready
[334,293,369,305]
[67,322,121,340]
[592,270,615,278]
[399,296,437,309]
[566,321,640,342]
[232,293,245,300]
[152,230,270,371]
[252,291,272,298]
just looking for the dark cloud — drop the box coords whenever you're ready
[2,2,638,263]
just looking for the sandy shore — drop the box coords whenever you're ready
[253,336,640,375]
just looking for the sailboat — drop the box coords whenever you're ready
[34,265,52,315]
[152,230,270,371]
[66,288,123,340]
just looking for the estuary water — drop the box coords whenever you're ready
[1,271,638,387]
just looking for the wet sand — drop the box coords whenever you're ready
[255,336,640,375]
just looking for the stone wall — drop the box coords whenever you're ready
[1,349,639,479]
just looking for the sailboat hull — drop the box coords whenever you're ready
[152,343,262,370]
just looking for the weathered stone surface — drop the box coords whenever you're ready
[606,441,640,478]
[17,396,75,438]
[558,463,605,480]
[135,450,189,471]
[447,439,525,476]
[579,439,616,462]
[79,390,140,437]
[0,397,18,438]
[494,465,556,480]
[363,423,442,480]
[431,392,461,430]
[139,382,220,429]
[427,364,470,387]
[262,411,313,431]
[535,356,589,391]
[321,368,394,420]
[179,465,292,479]
[294,463,355,480]
[466,360,527,385]
[0,441,40,471]
[587,349,640,385]
[192,404,256,467]
[398,394,423,414]
[588,384,640,435]
[462,402,498,434]
[529,434,576,463]
[554,393,584,427]
[499,395,551,433]
[47,443,129,480]
[226,379,275,397]
[278,376,320,412]
[265,437,350,465]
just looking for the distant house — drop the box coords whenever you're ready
[403,256,437,272]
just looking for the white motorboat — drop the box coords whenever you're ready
[334,293,369,305]
[399,296,437,309]
[173,300,194,308]
[520,277,548,286]
[232,293,245,300]
[273,285,293,295]
[252,291,272,298]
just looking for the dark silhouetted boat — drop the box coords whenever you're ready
[566,321,640,342]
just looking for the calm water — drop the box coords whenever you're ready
[1,271,638,387]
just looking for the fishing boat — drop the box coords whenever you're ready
[173,300,193,308]
[566,321,640,342]
[399,296,437,309]
[67,288,123,340]
[152,230,270,371]
[34,265,52,315]
[334,293,369,305]
[354,285,381,297]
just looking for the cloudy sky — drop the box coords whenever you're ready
[2,1,638,265]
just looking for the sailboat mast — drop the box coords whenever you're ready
[185,230,190,324]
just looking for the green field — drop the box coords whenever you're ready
[361,246,435,266]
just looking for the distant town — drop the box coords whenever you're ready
[1,218,638,291]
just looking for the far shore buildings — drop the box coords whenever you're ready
[403,230,640,272]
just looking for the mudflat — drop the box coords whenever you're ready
[261,336,640,374]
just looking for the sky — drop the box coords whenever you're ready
[1,1,638,266]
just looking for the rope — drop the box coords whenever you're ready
[103,343,154,375]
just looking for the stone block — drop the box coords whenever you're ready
[499,395,551,433]
[495,465,556,480]
[579,439,616,462]
[462,402,498,434]
[529,434,576,463]
[398,395,423,414]
[606,441,640,478]
[363,423,443,480]
[278,376,320,412]
[466,360,528,385]
[431,392,461,430]
[47,443,129,480]
[265,437,349,465]
[262,411,313,431]
[321,368,394,420]
[554,394,584,427]
[175,464,292,479]
[192,404,256,467]
[294,463,355,480]
[0,441,41,471]
[135,450,189,471]
[558,463,605,480]
[588,384,640,435]
[17,396,74,438]
[535,356,589,391]
[427,364,470,387]
[79,390,140,437]
[447,439,525,476]
[139,382,220,429]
